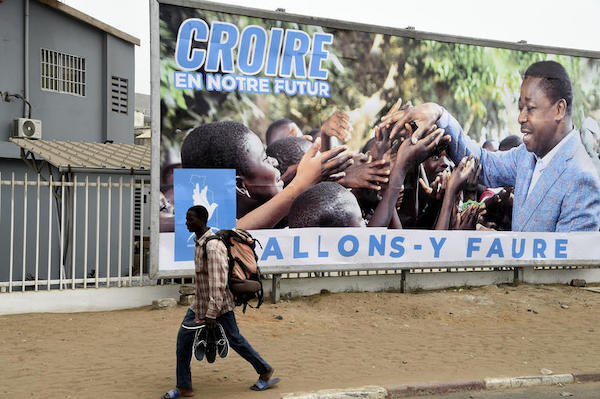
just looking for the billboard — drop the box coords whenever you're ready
[151,1,600,277]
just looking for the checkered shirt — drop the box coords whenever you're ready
[191,229,234,319]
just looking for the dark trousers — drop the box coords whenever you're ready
[176,308,271,390]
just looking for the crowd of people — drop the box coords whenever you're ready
[160,60,600,233]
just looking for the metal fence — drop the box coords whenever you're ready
[0,172,150,292]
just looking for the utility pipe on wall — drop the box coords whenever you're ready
[24,0,30,119]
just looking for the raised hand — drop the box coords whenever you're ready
[447,155,478,194]
[395,124,449,171]
[320,110,352,143]
[294,137,353,188]
[457,203,482,230]
[422,169,451,201]
[338,154,391,190]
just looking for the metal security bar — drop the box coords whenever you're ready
[40,48,86,97]
[0,173,150,292]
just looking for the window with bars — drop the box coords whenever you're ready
[40,48,86,97]
[111,76,128,114]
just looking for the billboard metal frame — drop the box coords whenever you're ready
[149,0,600,279]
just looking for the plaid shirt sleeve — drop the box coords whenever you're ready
[204,239,229,319]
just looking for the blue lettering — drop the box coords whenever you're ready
[486,238,504,258]
[293,236,308,258]
[280,30,310,78]
[206,73,222,91]
[389,236,405,258]
[173,71,203,89]
[338,235,359,257]
[175,19,208,71]
[369,234,386,256]
[258,77,271,93]
[512,238,525,258]
[467,237,482,258]
[429,237,446,258]
[205,22,239,73]
[221,75,236,92]
[308,33,333,79]
[555,239,568,259]
[319,82,330,97]
[533,239,547,258]
[265,28,283,76]
[237,26,267,75]
[260,237,283,261]
[317,235,329,258]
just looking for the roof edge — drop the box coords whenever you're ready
[36,0,141,46]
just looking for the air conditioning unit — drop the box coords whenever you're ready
[12,118,42,139]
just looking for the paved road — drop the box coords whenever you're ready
[434,382,600,399]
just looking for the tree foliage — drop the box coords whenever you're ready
[159,5,600,165]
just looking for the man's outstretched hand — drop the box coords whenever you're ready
[380,102,443,144]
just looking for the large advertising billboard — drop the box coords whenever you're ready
[151,1,600,277]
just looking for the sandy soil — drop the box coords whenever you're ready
[0,284,599,399]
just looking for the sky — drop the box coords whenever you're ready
[63,0,600,95]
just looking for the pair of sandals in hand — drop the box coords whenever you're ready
[183,321,229,363]
[180,320,280,392]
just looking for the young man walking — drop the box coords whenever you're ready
[164,205,279,398]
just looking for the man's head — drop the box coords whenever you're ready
[181,121,283,205]
[186,205,208,234]
[498,134,523,151]
[422,149,451,182]
[266,137,312,175]
[482,139,499,152]
[288,182,365,228]
[265,118,302,145]
[518,60,573,157]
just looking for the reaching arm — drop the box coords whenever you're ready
[237,138,351,229]
[387,102,521,188]
[369,126,446,227]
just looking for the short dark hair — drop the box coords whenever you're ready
[266,118,295,145]
[306,128,321,138]
[188,205,208,223]
[181,121,252,176]
[361,137,376,154]
[266,137,311,174]
[499,134,523,151]
[482,139,498,151]
[524,60,573,115]
[288,182,361,227]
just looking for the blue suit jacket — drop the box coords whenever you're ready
[437,110,600,232]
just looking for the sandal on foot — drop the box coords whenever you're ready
[250,377,280,391]
[162,387,194,398]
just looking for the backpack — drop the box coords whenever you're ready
[203,228,263,312]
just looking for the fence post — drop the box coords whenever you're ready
[513,267,522,286]
[271,274,281,304]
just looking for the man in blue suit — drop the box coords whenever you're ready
[390,60,600,232]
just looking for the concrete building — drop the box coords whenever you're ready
[0,0,150,300]
[0,0,139,156]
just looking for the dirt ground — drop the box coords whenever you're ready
[1,284,599,399]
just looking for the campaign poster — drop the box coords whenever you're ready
[154,1,600,275]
